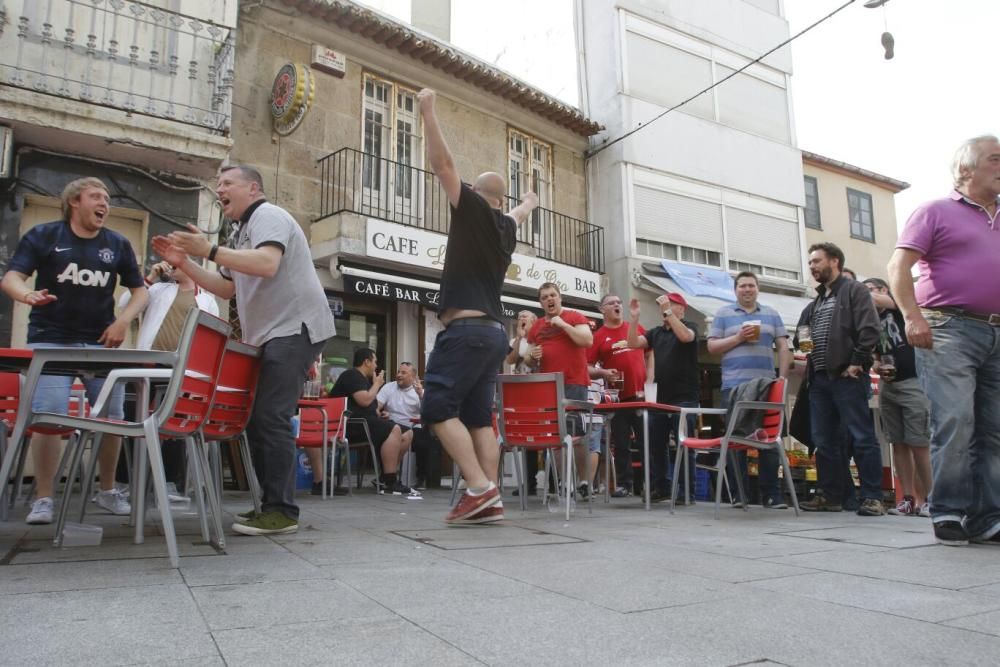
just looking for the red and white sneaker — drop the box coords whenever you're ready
[887,496,915,516]
[446,484,500,523]
[463,503,505,524]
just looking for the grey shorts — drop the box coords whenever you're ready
[879,377,930,446]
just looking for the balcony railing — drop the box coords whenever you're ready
[0,0,235,134]
[317,147,605,274]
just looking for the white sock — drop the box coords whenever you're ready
[467,482,496,496]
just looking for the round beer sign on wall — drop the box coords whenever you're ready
[270,63,315,136]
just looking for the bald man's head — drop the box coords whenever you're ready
[473,172,506,208]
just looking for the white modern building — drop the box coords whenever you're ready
[576,0,810,340]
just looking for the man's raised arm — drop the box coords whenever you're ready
[418,88,462,208]
[508,192,539,226]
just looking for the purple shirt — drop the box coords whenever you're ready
[896,191,1000,313]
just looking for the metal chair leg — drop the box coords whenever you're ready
[238,434,262,513]
[52,431,92,548]
[78,433,105,524]
[143,422,179,568]
[196,436,226,548]
[187,438,211,545]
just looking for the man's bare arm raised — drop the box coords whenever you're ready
[418,88,538,223]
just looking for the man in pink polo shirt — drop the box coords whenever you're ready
[888,135,1000,547]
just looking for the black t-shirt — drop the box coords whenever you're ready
[876,308,917,382]
[437,184,517,323]
[646,320,701,404]
[7,221,144,344]
[330,368,377,418]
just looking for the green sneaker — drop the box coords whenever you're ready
[235,509,258,524]
[232,511,298,536]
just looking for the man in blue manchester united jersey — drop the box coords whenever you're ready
[2,177,148,525]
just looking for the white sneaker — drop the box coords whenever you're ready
[918,502,931,518]
[165,482,187,503]
[27,497,55,524]
[94,489,131,516]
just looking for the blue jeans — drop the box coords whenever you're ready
[809,371,883,503]
[916,315,1000,538]
[26,342,125,419]
[721,387,781,505]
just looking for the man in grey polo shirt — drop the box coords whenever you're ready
[153,165,335,536]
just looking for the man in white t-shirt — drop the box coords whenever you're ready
[378,362,439,488]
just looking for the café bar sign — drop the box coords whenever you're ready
[345,274,519,319]
[365,219,601,301]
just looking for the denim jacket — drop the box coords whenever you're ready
[795,275,880,378]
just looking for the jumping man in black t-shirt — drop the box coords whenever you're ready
[416,88,539,524]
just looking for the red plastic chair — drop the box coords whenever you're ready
[496,372,594,520]
[294,397,349,498]
[671,377,799,519]
[0,373,19,519]
[1,375,91,520]
[30,310,230,568]
[196,339,263,546]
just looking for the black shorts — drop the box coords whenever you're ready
[421,322,508,428]
[346,416,399,448]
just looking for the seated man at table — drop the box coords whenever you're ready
[330,348,418,496]
[0,177,148,524]
[377,361,441,489]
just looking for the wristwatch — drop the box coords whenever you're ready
[664,308,674,318]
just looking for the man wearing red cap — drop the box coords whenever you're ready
[627,293,700,501]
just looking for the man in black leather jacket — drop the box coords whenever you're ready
[794,242,884,515]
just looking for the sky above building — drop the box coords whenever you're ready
[357,0,999,233]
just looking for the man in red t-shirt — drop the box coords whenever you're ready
[588,293,649,497]
[527,282,594,494]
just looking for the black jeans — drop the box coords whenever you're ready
[650,402,698,495]
[247,325,325,520]
[411,427,442,487]
[609,406,643,488]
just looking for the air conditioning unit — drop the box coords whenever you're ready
[0,126,13,179]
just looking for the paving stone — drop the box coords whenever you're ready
[746,571,1000,622]
[942,609,1000,637]
[179,551,327,587]
[213,617,479,666]
[190,578,396,630]
[763,545,1000,590]
[0,557,180,594]
[0,584,216,665]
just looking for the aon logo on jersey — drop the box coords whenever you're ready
[56,262,111,287]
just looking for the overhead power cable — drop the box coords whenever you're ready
[585,0,859,159]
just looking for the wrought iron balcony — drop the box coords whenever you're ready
[317,147,605,274]
[0,0,235,134]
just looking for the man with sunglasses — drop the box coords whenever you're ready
[588,293,649,497]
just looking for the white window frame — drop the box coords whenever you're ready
[508,128,554,253]
[619,11,790,143]
[361,72,423,224]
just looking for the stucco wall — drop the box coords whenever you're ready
[802,162,901,282]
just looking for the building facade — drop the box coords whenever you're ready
[230,0,604,382]
[0,0,236,346]
[801,151,909,282]
[577,0,810,402]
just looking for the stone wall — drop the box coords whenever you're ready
[230,4,590,244]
